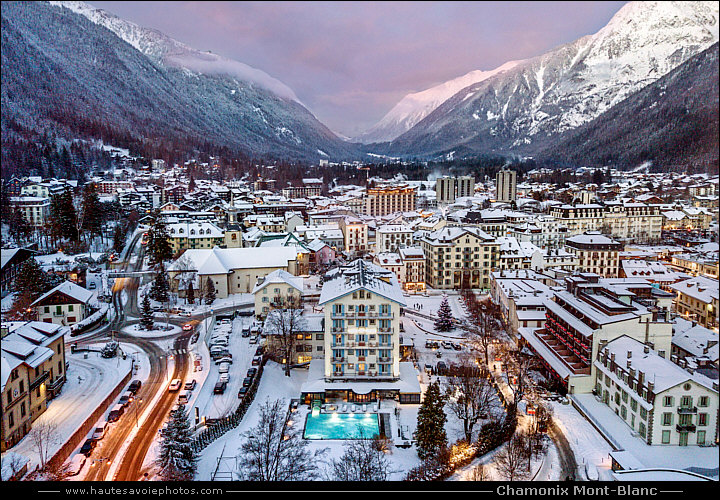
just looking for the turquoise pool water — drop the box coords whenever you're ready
[303,412,380,440]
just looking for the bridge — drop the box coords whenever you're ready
[107,271,155,278]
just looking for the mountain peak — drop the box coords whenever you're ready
[49,0,301,103]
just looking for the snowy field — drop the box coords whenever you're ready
[1,346,135,472]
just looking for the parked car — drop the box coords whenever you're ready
[118,391,133,406]
[184,379,197,391]
[178,390,192,404]
[246,367,258,378]
[92,422,108,440]
[243,376,253,387]
[168,378,182,391]
[249,335,258,344]
[107,403,125,422]
[67,454,87,476]
[241,326,251,337]
[254,346,264,356]
[218,362,230,374]
[219,373,230,383]
[238,309,253,316]
[237,386,249,399]
[452,342,462,351]
[251,356,262,366]
[178,309,192,317]
[215,356,233,365]
[214,381,227,394]
[441,341,453,350]
[80,439,96,457]
[88,282,97,290]
[128,380,142,394]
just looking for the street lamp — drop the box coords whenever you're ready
[134,397,144,427]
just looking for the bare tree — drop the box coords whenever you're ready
[443,357,496,443]
[470,463,490,481]
[497,344,537,406]
[3,453,28,480]
[331,427,391,481]
[462,295,503,367]
[236,399,326,481]
[264,294,306,377]
[494,431,531,481]
[27,420,60,470]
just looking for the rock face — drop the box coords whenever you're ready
[368,1,719,159]
[1,1,358,161]
[537,42,719,171]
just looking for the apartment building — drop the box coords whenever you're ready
[518,276,673,394]
[550,202,663,242]
[420,226,499,290]
[595,336,718,446]
[251,269,304,319]
[375,224,414,253]
[436,176,475,205]
[490,270,552,334]
[1,322,67,451]
[565,231,622,278]
[340,217,369,254]
[264,312,325,365]
[363,183,417,216]
[399,247,426,292]
[9,197,51,228]
[670,276,719,331]
[167,222,225,254]
[496,169,517,203]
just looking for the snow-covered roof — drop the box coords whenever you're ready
[672,323,719,362]
[169,247,298,275]
[670,276,719,304]
[300,359,421,394]
[319,259,406,306]
[251,269,303,295]
[30,281,93,306]
[599,335,716,394]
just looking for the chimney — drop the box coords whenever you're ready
[627,350,632,359]
[643,345,650,354]
[638,371,645,386]
[647,381,654,394]
[626,359,632,369]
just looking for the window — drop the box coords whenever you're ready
[680,395,693,408]
[662,413,673,426]
[697,431,706,445]
[699,396,709,407]
[661,430,671,444]
[630,399,637,412]
[640,407,648,420]
[698,413,708,426]
[639,422,646,438]
[663,396,674,407]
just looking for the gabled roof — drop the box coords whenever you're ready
[251,269,303,295]
[31,281,93,307]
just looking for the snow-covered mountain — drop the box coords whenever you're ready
[372,1,719,158]
[354,60,522,144]
[49,1,301,103]
[2,1,358,161]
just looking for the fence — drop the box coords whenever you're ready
[45,368,132,471]
[190,356,268,453]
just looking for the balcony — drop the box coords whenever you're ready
[332,357,345,362]
[378,357,392,363]
[378,342,393,348]
[677,406,697,414]
[676,423,696,433]
[333,371,344,377]
[30,370,50,390]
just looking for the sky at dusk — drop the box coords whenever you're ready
[92,1,628,137]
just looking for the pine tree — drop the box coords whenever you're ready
[10,259,52,320]
[186,281,195,305]
[156,404,197,480]
[434,295,454,332]
[204,277,216,306]
[140,293,154,330]
[80,182,103,242]
[415,381,448,460]
[146,209,172,267]
[150,263,170,304]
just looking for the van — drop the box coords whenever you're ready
[92,422,108,440]
[178,390,192,404]
[107,404,125,422]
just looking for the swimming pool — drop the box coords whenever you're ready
[303,412,380,440]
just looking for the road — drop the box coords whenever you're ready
[77,231,193,481]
